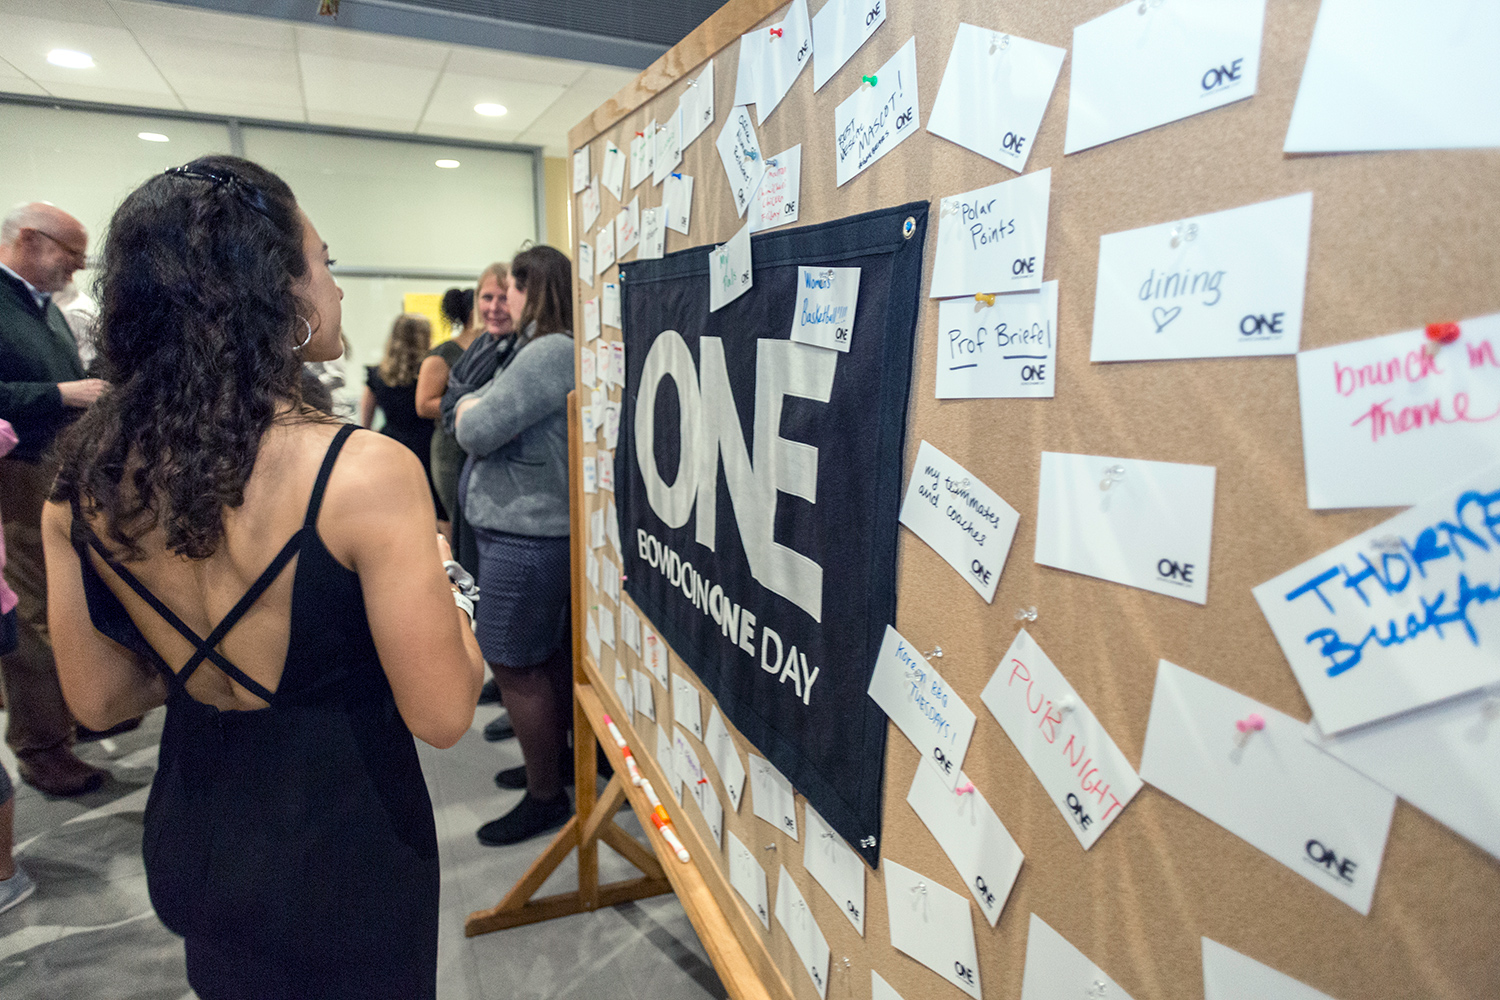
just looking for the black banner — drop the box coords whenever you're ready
[617,203,928,865]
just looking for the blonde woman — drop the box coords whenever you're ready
[362,313,440,512]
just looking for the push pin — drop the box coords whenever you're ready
[1099,464,1127,492]
[764,843,778,851]
[990,33,1011,55]
[859,836,877,848]
[1170,222,1198,248]
[955,781,976,795]
[862,74,878,90]
[1138,0,1163,13]
[1466,696,1500,744]
[1015,606,1038,623]
[922,645,943,660]
[1425,321,1461,358]
[635,130,644,138]
[769,26,783,38]
[910,881,928,895]
[743,149,760,162]
[1087,981,1109,999]
[974,292,997,310]
[1057,695,1078,718]
[1235,712,1266,748]
[671,172,682,179]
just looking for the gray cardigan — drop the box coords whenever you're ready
[454,328,575,537]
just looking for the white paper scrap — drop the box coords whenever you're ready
[578,241,594,288]
[775,865,832,999]
[1203,937,1341,1000]
[790,265,859,353]
[581,175,601,232]
[675,727,722,847]
[883,858,981,1000]
[643,624,670,687]
[834,37,920,187]
[716,106,766,218]
[802,803,866,935]
[727,830,771,928]
[571,146,589,194]
[748,752,799,840]
[907,764,1024,925]
[665,172,694,235]
[585,607,600,661]
[753,0,812,125]
[705,705,748,812]
[672,672,703,740]
[603,283,622,330]
[709,220,754,313]
[812,0,885,92]
[595,224,615,274]
[633,670,656,722]
[583,297,601,344]
[582,455,597,494]
[620,602,641,654]
[936,281,1057,399]
[867,624,978,789]
[629,120,655,189]
[639,207,665,260]
[680,62,715,147]
[928,24,1066,173]
[749,144,802,233]
[602,140,625,201]
[615,662,634,715]
[930,168,1050,298]
[1020,913,1136,1000]
[871,971,906,1000]
[653,108,684,185]
[899,440,1020,603]
[615,197,640,258]
[656,725,678,800]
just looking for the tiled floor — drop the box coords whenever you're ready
[0,702,726,1000]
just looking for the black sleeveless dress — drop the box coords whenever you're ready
[73,425,439,999]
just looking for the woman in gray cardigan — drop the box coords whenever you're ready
[454,245,575,845]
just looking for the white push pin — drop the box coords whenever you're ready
[922,645,944,660]
[1099,465,1126,492]
[1056,695,1078,718]
[990,33,1010,55]
[1015,606,1038,623]
[1170,221,1198,248]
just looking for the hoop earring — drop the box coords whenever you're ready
[293,316,314,351]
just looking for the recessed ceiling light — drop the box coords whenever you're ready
[137,132,169,142]
[435,159,460,169]
[474,103,507,117]
[47,49,95,69]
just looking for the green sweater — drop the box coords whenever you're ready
[0,269,85,462]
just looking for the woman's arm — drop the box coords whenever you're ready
[360,387,377,429]
[413,354,450,420]
[42,503,169,730]
[322,433,485,748]
[454,336,573,459]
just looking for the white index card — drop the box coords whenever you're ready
[1284,0,1500,154]
[580,343,596,387]
[727,830,770,928]
[602,283,622,330]
[582,175,601,231]
[705,705,748,812]
[598,603,615,649]
[656,725,678,799]
[643,624,670,687]
[883,858,981,1000]
[671,672,703,740]
[1252,462,1500,734]
[578,241,594,287]
[907,764,1023,926]
[674,727,721,846]
[580,401,596,441]
[1020,914,1136,1000]
[589,507,604,549]
[639,206,665,260]
[1139,660,1397,915]
[653,108,683,185]
[812,0,886,92]
[585,607,600,661]
[834,36,920,186]
[585,550,599,591]
[789,265,859,353]
[1090,192,1312,362]
[749,144,802,233]
[603,403,620,449]
[620,602,641,654]
[866,624,978,789]
[615,197,639,258]
[680,61,715,147]
[753,0,813,125]
[1064,0,1268,155]
[936,281,1057,399]
[930,168,1051,298]
[871,972,906,1000]
[583,297,601,344]
[899,440,1020,602]
[1295,313,1500,509]
[802,803,866,935]
[748,752,799,840]
[1034,451,1216,605]
[571,146,589,193]
[595,224,615,274]
[582,455,597,494]
[629,120,655,189]
[615,662,633,715]
[602,140,625,200]
[774,866,831,999]
[709,220,754,313]
[633,669,656,722]
[665,172,695,234]
[1203,938,1341,1000]
[928,24,1067,173]
[716,106,766,217]
[980,629,1141,848]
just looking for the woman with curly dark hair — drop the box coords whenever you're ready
[39,155,484,999]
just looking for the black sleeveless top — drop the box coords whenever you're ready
[74,425,437,1000]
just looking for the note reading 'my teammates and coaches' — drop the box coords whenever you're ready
[867,625,977,790]
[981,629,1141,849]
[883,859,981,1000]
[1295,312,1500,510]
[812,0,885,92]
[1253,462,1500,735]
[1091,192,1312,362]
[936,281,1057,399]
[927,24,1067,174]
[899,440,1020,603]
[906,763,1024,927]
[929,168,1051,299]
[834,36,920,187]
[1065,0,1268,155]
[1139,660,1396,915]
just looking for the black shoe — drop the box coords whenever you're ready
[478,679,501,706]
[494,764,528,789]
[76,717,141,743]
[483,710,514,742]
[477,793,571,846]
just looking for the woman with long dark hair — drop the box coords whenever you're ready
[454,244,575,845]
[40,156,484,998]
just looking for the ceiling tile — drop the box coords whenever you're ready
[0,0,123,28]
[295,23,447,69]
[138,36,301,106]
[413,120,526,145]
[515,66,641,153]
[443,45,587,87]
[0,78,49,97]
[298,51,438,124]
[108,0,295,51]
[0,16,175,95]
[419,70,564,135]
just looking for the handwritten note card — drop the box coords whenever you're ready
[639,207,665,260]
[643,624,669,687]
[675,727,723,847]
[603,284,622,330]
[883,859,981,1000]
[653,108,683,185]
[748,752,799,839]
[680,62,715,147]
[930,168,1050,298]
[585,608,600,661]
[928,24,1067,173]
[583,455,597,494]
[656,726,677,799]
[749,144,802,233]
[936,281,1057,398]
[907,764,1024,926]
[595,224,615,274]
[580,402,596,442]
[620,602,640,654]
[1034,451,1216,605]
[582,175,601,231]
[598,603,615,649]
[603,402,620,449]
[578,241,594,288]
[899,440,1020,602]
[1091,192,1312,362]
[867,625,978,790]
[672,672,703,740]
[789,265,859,353]
[716,106,766,217]
[615,662,633,715]
[602,140,625,201]
[1295,313,1500,509]
[834,36,920,187]
[1139,660,1396,914]
[1253,462,1500,734]
[1020,914,1136,1000]
[775,866,831,999]
[812,0,885,92]
[706,705,748,811]
[1064,0,1268,154]
[753,0,812,125]
[980,629,1141,848]
[802,803,866,934]
[615,198,639,258]
[727,831,770,928]
[709,220,754,313]
[590,507,604,550]
[633,669,655,722]
[629,121,654,189]
[1202,938,1340,1000]
[572,146,589,193]
[665,172,694,235]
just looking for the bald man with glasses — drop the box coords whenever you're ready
[0,202,113,797]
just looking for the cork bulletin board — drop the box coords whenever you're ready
[566,1,1500,998]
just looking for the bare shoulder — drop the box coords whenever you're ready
[315,426,431,564]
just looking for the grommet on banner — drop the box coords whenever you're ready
[862,74,878,90]
[1425,321,1461,358]
[1015,606,1038,623]
[1170,221,1198,248]
[902,216,916,239]
[989,33,1010,55]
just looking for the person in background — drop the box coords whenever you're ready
[42,156,484,997]
[0,417,37,915]
[0,201,113,797]
[303,333,356,421]
[455,245,575,845]
[415,286,477,540]
[362,313,440,516]
[53,281,100,371]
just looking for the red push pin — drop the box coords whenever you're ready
[769,26,783,38]
[635,130,645,138]
[1425,321,1461,358]
[1234,712,1265,748]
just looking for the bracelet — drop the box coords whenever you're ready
[451,589,477,632]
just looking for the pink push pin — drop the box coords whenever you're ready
[1234,713,1265,748]
[954,781,976,796]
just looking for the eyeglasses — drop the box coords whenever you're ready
[33,229,87,267]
